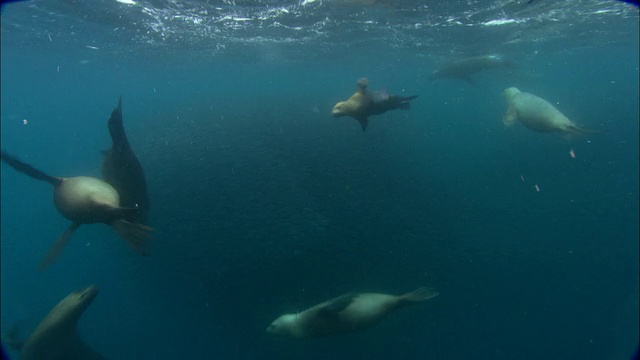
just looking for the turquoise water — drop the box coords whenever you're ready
[1,1,638,359]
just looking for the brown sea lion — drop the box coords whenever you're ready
[0,151,152,269]
[332,78,418,131]
[267,287,439,339]
[429,54,517,85]
[502,87,600,138]
[7,285,105,360]
[102,96,149,224]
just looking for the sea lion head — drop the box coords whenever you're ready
[331,101,348,117]
[502,87,521,102]
[266,313,300,337]
[54,285,100,324]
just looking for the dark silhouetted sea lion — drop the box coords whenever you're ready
[267,287,439,339]
[429,54,517,85]
[502,87,600,138]
[8,285,105,360]
[0,151,152,269]
[332,78,418,131]
[102,96,149,224]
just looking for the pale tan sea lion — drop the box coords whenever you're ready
[332,77,418,131]
[8,285,105,360]
[0,151,152,269]
[267,287,439,339]
[502,87,600,138]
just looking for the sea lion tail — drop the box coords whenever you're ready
[39,223,80,270]
[0,151,62,187]
[112,219,153,256]
[401,287,439,303]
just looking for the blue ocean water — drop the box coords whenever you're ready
[1,0,638,359]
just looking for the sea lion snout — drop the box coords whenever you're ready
[332,102,346,117]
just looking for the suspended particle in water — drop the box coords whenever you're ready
[534,184,541,192]
[520,174,525,182]
[569,148,576,158]
[23,119,28,125]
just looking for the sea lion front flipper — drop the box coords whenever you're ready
[318,293,357,317]
[107,95,129,148]
[356,116,369,132]
[503,105,517,127]
[111,219,153,256]
[0,151,62,187]
[39,223,80,270]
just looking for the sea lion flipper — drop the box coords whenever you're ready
[0,151,62,187]
[401,287,439,302]
[503,106,517,127]
[107,95,129,147]
[356,117,369,132]
[111,219,153,255]
[39,223,80,270]
[318,293,357,317]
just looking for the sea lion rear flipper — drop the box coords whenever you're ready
[318,293,357,317]
[401,287,439,302]
[106,206,142,223]
[398,95,419,110]
[356,117,369,132]
[0,151,62,187]
[39,223,80,270]
[111,219,153,256]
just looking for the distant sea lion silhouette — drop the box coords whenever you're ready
[0,151,152,269]
[429,54,517,85]
[267,287,439,339]
[502,87,600,138]
[7,285,105,360]
[332,78,418,131]
[101,96,149,224]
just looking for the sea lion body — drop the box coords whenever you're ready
[102,96,149,224]
[54,176,122,224]
[430,54,516,85]
[20,285,105,360]
[267,287,439,339]
[0,151,152,269]
[332,78,418,131]
[502,87,597,136]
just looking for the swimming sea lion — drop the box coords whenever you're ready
[502,87,600,138]
[332,78,418,131]
[429,54,517,85]
[9,285,105,360]
[102,96,149,224]
[267,287,439,339]
[0,151,152,269]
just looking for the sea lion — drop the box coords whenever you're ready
[0,151,152,269]
[429,54,517,85]
[101,96,150,224]
[502,87,600,138]
[7,285,105,360]
[332,77,418,131]
[267,287,439,339]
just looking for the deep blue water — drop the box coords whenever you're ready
[1,1,638,359]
